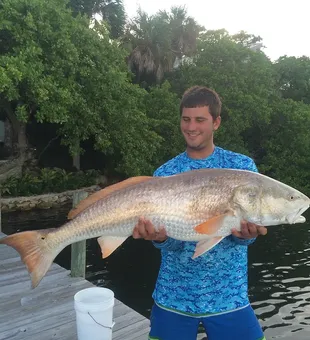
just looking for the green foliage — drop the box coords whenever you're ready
[259,98,310,193]
[101,81,163,177]
[0,0,121,132]
[68,0,126,39]
[144,81,184,167]
[98,0,126,39]
[273,56,310,104]
[0,0,162,177]
[1,168,101,197]
[231,30,263,48]
[67,0,96,17]
[122,6,203,85]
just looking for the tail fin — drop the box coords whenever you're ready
[0,229,59,288]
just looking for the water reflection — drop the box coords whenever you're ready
[248,215,310,339]
[2,208,310,339]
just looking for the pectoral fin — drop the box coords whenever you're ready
[194,212,235,235]
[192,237,224,259]
[97,236,128,258]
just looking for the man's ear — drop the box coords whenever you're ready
[213,116,221,131]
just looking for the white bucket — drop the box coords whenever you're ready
[74,287,115,340]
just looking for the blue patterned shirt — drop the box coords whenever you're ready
[152,146,258,316]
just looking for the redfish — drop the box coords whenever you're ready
[1,168,309,288]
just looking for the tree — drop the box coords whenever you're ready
[122,6,203,86]
[68,0,126,39]
[159,6,203,61]
[144,81,184,167]
[168,29,276,157]
[231,30,263,49]
[122,9,171,86]
[0,0,161,176]
[97,0,126,39]
[274,56,310,104]
[260,98,310,193]
[67,0,95,17]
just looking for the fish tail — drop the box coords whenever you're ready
[0,229,59,288]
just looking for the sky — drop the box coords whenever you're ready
[123,0,310,61]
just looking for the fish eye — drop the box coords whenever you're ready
[289,194,301,200]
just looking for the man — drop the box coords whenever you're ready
[133,86,267,340]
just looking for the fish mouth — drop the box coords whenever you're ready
[286,205,309,224]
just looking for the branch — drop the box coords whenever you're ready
[37,136,60,161]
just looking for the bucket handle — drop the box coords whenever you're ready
[88,312,115,329]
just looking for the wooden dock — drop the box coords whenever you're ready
[0,232,150,340]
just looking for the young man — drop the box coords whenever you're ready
[133,86,267,340]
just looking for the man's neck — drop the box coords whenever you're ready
[186,144,215,160]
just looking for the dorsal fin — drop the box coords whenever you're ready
[67,176,153,219]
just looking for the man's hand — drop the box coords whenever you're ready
[231,221,267,239]
[132,217,168,242]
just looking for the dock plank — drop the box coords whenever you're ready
[0,281,92,327]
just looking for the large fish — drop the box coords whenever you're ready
[0,168,309,288]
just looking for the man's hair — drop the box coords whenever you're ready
[180,86,222,120]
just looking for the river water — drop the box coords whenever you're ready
[2,206,310,339]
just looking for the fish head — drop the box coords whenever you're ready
[232,177,310,227]
[261,186,310,226]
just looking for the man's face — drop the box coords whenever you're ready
[180,106,221,150]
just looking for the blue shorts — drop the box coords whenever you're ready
[148,303,265,340]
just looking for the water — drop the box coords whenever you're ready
[247,218,310,339]
[2,207,310,339]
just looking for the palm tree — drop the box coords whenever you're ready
[122,6,203,85]
[68,0,126,39]
[163,6,203,60]
[121,9,170,85]
[95,0,126,39]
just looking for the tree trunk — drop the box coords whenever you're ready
[73,153,80,170]
[3,118,13,155]
[5,105,28,158]
[17,122,27,160]
[0,104,28,180]
[72,140,80,171]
